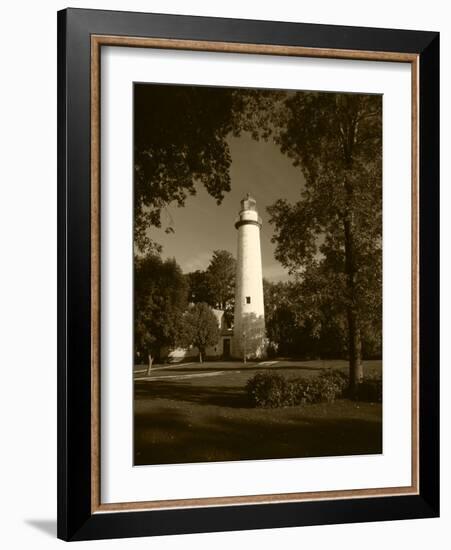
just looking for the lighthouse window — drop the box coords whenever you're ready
[246,296,251,304]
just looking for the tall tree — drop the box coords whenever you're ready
[267,92,382,390]
[134,254,189,374]
[206,250,236,313]
[186,270,212,305]
[181,303,220,363]
[263,280,304,357]
[134,85,243,254]
[263,278,335,359]
[186,250,236,315]
[263,280,296,354]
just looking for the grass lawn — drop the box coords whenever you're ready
[134,359,382,465]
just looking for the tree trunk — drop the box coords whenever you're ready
[336,116,367,393]
[343,197,363,393]
[346,307,363,391]
[146,353,153,377]
[199,349,203,363]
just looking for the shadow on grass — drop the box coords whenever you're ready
[134,406,382,465]
[135,380,250,408]
[134,379,382,466]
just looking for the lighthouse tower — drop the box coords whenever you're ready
[232,194,266,360]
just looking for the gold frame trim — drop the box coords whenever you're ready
[90,35,420,514]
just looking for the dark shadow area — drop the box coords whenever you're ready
[135,381,250,408]
[134,361,382,466]
[25,519,57,538]
[134,404,382,465]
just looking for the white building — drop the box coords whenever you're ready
[231,194,266,359]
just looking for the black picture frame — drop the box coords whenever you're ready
[57,7,439,541]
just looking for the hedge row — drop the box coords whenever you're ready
[246,369,382,408]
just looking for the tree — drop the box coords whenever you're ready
[134,255,189,374]
[134,85,244,254]
[264,280,296,355]
[181,303,220,363]
[206,250,236,313]
[289,263,352,360]
[263,279,307,357]
[186,250,236,317]
[266,92,382,390]
[263,279,331,359]
[186,270,212,305]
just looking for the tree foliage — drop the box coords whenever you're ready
[181,303,220,363]
[265,92,382,387]
[186,270,212,305]
[234,90,383,384]
[263,279,345,359]
[134,254,188,370]
[263,279,302,356]
[186,250,236,315]
[205,250,236,312]
[134,85,244,253]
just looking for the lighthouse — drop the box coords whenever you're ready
[232,194,266,360]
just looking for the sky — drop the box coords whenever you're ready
[150,131,304,282]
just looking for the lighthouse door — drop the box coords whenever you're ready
[223,338,231,359]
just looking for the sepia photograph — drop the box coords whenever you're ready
[52,5,440,542]
[133,82,383,466]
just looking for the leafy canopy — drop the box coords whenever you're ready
[186,250,236,314]
[134,254,188,359]
[181,302,221,355]
[265,92,383,373]
[134,84,244,254]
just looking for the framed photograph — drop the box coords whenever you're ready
[57,8,439,541]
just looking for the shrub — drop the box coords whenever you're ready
[289,370,346,404]
[246,369,381,408]
[355,376,382,403]
[245,372,290,408]
[246,369,348,408]
[318,368,348,395]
